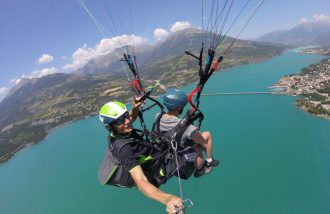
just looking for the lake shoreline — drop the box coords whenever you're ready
[272,47,330,120]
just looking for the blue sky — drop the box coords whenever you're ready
[1,0,330,101]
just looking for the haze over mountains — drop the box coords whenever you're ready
[75,28,287,80]
[76,28,226,75]
[257,21,330,46]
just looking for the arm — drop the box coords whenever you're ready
[129,97,142,122]
[130,165,183,213]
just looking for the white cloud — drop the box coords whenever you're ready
[10,78,21,85]
[300,17,309,23]
[63,35,148,71]
[154,28,170,41]
[313,14,330,22]
[170,21,192,33]
[37,54,54,64]
[0,86,9,95]
[10,67,58,86]
[152,21,192,42]
[30,67,58,78]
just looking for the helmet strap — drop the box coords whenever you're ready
[105,124,117,134]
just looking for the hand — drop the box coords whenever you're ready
[165,195,183,214]
[133,96,143,109]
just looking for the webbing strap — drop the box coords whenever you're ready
[171,139,194,214]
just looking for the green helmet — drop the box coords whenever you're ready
[99,101,128,125]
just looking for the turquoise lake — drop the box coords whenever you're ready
[1,51,330,214]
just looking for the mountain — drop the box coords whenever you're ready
[257,21,330,46]
[0,72,135,162]
[0,28,287,163]
[78,28,286,81]
[76,44,155,75]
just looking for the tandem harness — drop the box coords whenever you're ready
[98,129,195,188]
[98,130,166,187]
[151,110,204,180]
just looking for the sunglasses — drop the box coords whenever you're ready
[113,111,129,125]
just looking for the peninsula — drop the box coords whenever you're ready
[273,47,330,119]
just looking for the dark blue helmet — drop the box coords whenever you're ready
[163,89,188,110]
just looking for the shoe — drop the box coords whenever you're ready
[205,157,219,167]
[193,157,220,178]
[193,167,207,178]
[193,163,213,178]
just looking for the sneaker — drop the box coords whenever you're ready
[193,167,207,178]
[205,157,219,167]
[193,157,220,178]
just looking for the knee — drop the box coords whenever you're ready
[202,131,211,139]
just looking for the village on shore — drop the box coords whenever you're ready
[273,47,330,119]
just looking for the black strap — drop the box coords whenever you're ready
[152,110,204,148]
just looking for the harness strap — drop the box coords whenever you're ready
[152,112,197,148]
[171,140,184,200]
[151,112,199,213]
[137,112,150,141]
[110,130,162,153]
